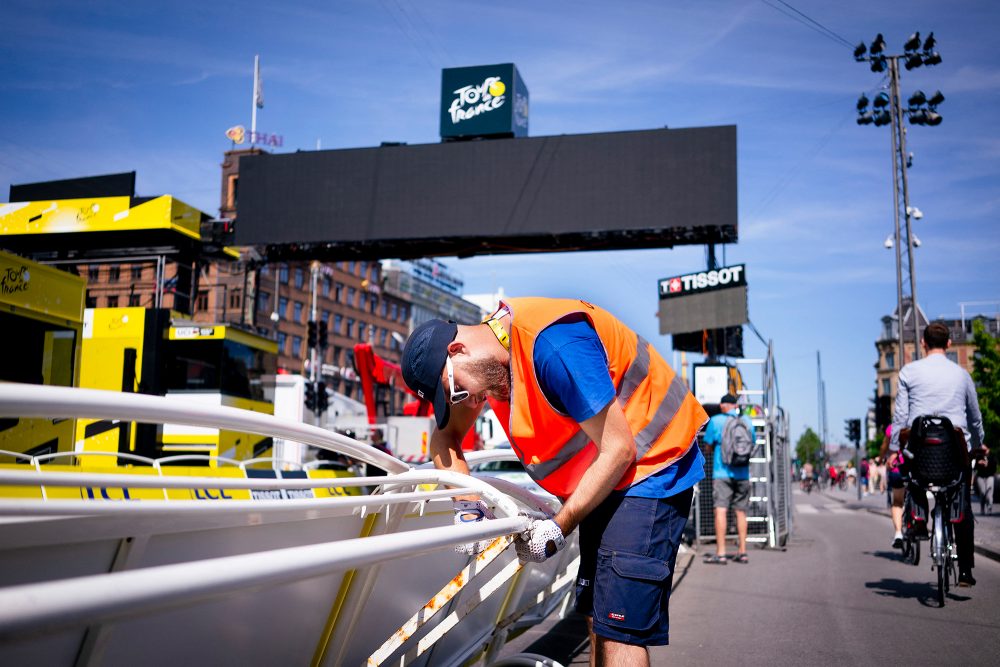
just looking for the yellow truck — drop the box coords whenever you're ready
[76,309,277,466]
[0,249,85,459]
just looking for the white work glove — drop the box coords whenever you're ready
[453,500,495,555]
[514,518,566,563]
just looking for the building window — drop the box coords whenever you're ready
[86,295,97,308]
[360,293,368,311]
[108,266,120,283]
[294,268,305,289]
[196,290,209,311]
[348,261,356,275]
[335,284,343,302]
[347,287,356,307]
[400,305,408,322]
[277,332,287,353]
[131,265,143,281]
[379,328,388,346]
[106,295,118,308]
[390,303,398,321]
[87,266,100,281]
[226,174,238,210]
[278,296,288,317]
[128,294,141,307]
[381,300,388,317]
[257,292,270,313]
[358,322,367,341]
[323,277,332,296]
[293,301,304,323]
[292,336,302,357]
[346,318,354,337]
[321,309,330,327]
[334,313,343,334]
[885,352,895,369]
[881,379,891,395]
[279,265,289,284]
[229,290,242,309]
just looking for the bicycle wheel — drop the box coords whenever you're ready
[933,509,946,607]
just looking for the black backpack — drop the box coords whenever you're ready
[721,414,754,467]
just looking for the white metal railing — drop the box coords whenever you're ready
[0,382,568,664]
[0,517,530,640]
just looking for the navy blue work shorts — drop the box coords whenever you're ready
[574,487,693,646]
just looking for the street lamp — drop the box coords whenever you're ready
[855,32,944,362]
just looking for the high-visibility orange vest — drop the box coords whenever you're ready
[488,297,708,498]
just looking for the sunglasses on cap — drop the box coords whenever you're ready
[445,356,470,405]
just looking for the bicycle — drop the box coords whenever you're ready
[901,415,968,608]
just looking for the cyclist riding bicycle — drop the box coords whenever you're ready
[889,322,986,587]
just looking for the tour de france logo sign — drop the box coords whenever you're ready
[440,64,528,139]
[447,76,507,125]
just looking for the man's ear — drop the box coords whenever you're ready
[446,340,467,356]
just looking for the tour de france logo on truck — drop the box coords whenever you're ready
[447,76,506,125]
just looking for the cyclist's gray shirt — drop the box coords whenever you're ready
[890,352,984,452]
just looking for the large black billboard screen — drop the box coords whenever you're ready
[235,125,736,260]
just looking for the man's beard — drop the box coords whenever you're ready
[470,356,511,402]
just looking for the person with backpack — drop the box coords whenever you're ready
[702,393,755,564]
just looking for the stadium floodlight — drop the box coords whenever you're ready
[870,33,886,55]
[854,30,943,363]
[912,234,922,248]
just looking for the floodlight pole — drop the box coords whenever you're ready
[889,57,921,360]
[886,57,907,363]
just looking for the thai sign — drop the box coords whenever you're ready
[440,63,529,140]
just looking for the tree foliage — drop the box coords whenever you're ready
[972,320,1000,451]
[796,427,822,465]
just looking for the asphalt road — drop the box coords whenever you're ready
[658,488,1000,666]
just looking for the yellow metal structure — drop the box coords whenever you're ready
[0,250,85,459]
[0,464,360,500]
[0,195,202,240]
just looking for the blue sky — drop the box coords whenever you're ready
[2,0,998,444]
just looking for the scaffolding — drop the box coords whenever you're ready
[693,340,791,549]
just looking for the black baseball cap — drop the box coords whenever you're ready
[720,393,738,404]
[401,319,458,429]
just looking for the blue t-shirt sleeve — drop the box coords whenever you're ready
[533,319,615,423]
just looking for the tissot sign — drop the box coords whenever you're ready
[440,63,529,139]
[658,264,746,299]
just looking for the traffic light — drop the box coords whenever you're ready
[844,418,861,444]
[304,382,317,412]
[316,382,328,414]
[307,320,318,349]
[318,320,328,350]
